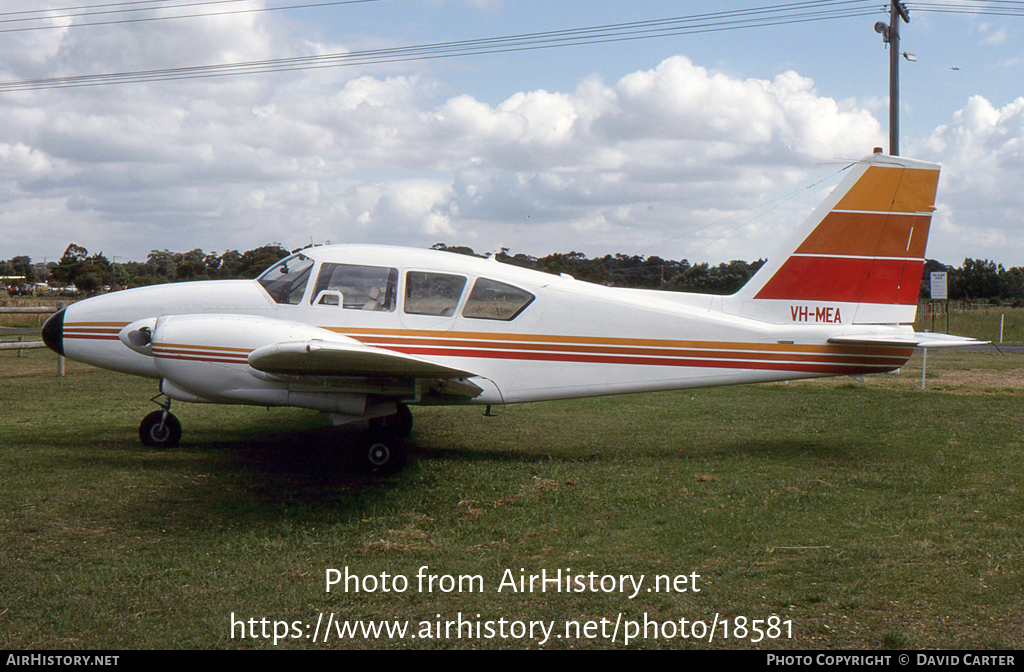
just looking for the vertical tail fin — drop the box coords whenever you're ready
[729,153,940,325]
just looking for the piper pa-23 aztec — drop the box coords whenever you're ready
[42,152,981,472]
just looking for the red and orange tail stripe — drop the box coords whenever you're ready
[755,166,939,305]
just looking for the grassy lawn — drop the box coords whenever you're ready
[915,305,1024,345]
[1,345,1022,649]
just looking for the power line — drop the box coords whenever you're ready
[908,6,1024,17]
[0,1,886,92]
[0,0,381,34]
[906,0,1024,16]
[0,0,249,18]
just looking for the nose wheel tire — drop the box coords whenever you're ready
[139,410,182,448]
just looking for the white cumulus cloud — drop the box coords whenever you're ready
[2,8,1018,270]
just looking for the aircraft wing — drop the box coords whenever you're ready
[247,339,477,378]
[827,333,988,349]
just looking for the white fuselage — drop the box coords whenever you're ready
[54,245,912,410]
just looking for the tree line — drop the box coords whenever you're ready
[3,242,1024,304]
[435,244,767,295]
[10,244,292,294]
[442,245,1024,304]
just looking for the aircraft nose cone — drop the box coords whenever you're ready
[41,307,66,356]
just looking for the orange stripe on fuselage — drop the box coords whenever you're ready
[350,334,907,366]
[62,323,913,374]
[154,342,251,354]
[152,343,251,365]
[65,323,124,341]
[387,345,905,375]
[327,328,913,375]
[325,327,912,357]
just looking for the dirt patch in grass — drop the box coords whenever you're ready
[928,368,1024,392]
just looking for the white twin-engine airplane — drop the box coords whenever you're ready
[42,153,980,472]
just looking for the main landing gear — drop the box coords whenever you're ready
[139,395,181,449]
[352,427,407,475]
[369,403,413,437]
[134,395,414,474]
[357,404,413,474]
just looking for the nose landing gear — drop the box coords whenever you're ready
[133,395,414,473]
[139,395,181,448]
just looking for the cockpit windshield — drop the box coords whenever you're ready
[257,253,314,304]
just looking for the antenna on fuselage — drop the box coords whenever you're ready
[490,215,529,260]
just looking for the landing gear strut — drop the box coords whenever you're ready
[139,395,182,448]
[369,403,414,437]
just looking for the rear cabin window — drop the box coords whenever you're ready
[462,278,535,321]
[311,263,397,311]
[257,254,314,305]
[404,272,467,316]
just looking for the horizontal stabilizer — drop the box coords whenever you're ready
[248,339,477,378]
[827,333,988,349]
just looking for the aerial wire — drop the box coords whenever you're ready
[0,0,381,33]
[1,1,1018,92]
[630,163,855,259]
[0,1,887,91]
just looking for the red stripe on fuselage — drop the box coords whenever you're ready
[386,345,906,375]
[352,335,907,366]
[63,321,911,376]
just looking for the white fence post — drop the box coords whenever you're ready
[920,348,928,391]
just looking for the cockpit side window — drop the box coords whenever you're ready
[311,263,398,311]
[257,254,314,305]
[404,272,467,317]
[461,278,535,321]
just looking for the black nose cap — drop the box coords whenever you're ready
[41,307,66,356]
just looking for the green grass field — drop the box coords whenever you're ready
[915,306,1024,345]
[1,347,1022,649]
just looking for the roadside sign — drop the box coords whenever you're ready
[930,272,948,300]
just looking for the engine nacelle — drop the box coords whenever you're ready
[149,314,369,415]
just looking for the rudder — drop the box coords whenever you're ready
[729,153,940,326]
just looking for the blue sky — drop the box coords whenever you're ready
[1,0,1022,266]
[293,0,1019,142]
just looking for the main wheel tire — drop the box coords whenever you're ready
[355,428,407,474]
[139,410,182,448]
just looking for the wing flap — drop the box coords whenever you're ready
[828,332,988,349]
[248,339,477,378]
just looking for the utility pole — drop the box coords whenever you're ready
[875,1,911,156]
